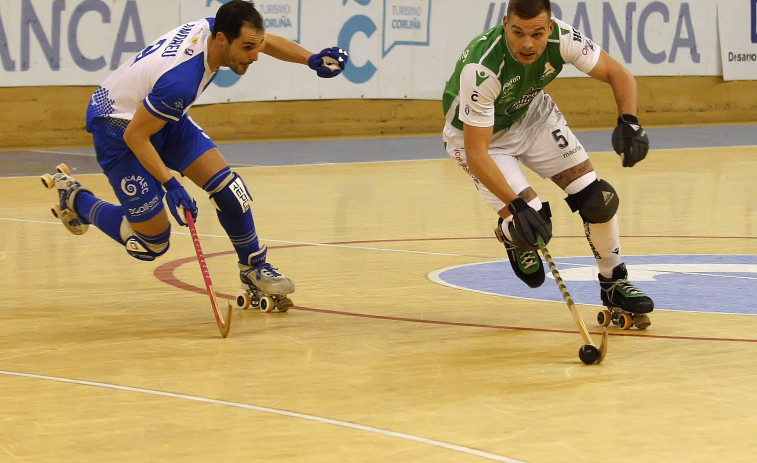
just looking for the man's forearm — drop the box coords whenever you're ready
[262,33,311,64]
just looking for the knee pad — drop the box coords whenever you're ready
[207,171,253,217]
[124,228,171,261]
[565,179,619,224]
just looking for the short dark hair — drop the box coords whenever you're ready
[507,0,551,19]
[212,0,264,41]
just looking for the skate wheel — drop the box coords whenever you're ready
[235,292,251,310]
[41,173,55,189]
[51,204,61,219]
[617,313,634,330]
[597,309,612,327]
[634,314,651,330]
[56,163,71,175]
[259,296,275,313]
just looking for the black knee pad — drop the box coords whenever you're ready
[564,179,619,224]
[209,172,253,217]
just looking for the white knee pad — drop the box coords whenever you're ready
[120,219,170,261]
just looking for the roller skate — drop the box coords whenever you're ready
[233,246,294,313]
[494,217,545,288]
[40,163,90,235]
[596,263,654,330]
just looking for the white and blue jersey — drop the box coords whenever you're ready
[86,18,218,131]
[87,18,220,223]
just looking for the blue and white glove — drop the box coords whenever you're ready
[163,177,197,226]
[308,47,348,78]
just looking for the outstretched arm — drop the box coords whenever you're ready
[260,33,312,64]
[261,33,348,78]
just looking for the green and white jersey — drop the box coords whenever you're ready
[443,18,601,132]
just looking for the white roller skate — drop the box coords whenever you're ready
[234,246,294,312]
[40,163,90,235]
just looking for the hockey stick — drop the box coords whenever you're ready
[185,209,232,338]
[537,237,607,364]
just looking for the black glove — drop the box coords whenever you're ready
[612,114,649,167]
[507,198,552,251]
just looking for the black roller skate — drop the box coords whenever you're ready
[234,246,294,313]
[494,217,545,288]
[596,263,654,330]
[40,163,90,235]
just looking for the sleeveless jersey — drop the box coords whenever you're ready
[443,18,601,132]
[86,18,218,133]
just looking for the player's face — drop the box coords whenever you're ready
[222,25,265,75]
[504,11,554,65]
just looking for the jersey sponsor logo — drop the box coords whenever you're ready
[500,75,521,99]
[572,28,583,42]
[430,255,757,315]
[582,38,596,56]
[502,75,521,91]
[475,70,489,87]
[506,87,541,113]
[121,175,149,197]
[540,62,556,80]
[160,99,185,113]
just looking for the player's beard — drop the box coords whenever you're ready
[223,47,250,75]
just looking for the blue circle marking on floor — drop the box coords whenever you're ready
[430,255,757,315]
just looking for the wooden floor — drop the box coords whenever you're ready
[1,137,757,462]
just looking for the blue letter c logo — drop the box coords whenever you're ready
[338,15,377,84]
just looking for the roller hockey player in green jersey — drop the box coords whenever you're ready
[442,0,653,326]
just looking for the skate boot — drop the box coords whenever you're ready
[234,246,295,312]
[596,263,654,330]
[494,217,545,288]
[40,163,90,235]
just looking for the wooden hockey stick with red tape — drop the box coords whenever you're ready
[185,209,232,338]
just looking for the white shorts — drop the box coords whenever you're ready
[443,91,588,212]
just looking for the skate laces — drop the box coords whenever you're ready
[256,263,283,279]
[504,241,540,270]
[607,277,643,297]
[518,250,540,270]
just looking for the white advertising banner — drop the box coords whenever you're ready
[0,0,723,103]
[717,0,757,80]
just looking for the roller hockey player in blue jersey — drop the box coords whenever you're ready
[41,0,348,313]
[442,0,653,327]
